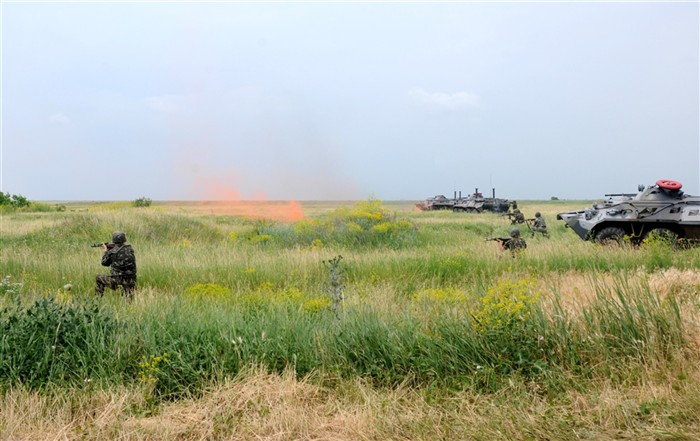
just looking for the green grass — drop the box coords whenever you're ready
[1,200,697,402]
[1,200,700,438]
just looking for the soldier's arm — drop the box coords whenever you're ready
[101,249,115,267]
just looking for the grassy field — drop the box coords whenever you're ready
[1,199,699,440]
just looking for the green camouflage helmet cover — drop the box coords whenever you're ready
[510,229,521,238]
[112,231,127,244]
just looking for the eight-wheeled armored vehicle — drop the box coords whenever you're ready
[452,189,510,213]
[557,180,700,244]
[415,193,459,211]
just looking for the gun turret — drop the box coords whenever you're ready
[604,193,637,197]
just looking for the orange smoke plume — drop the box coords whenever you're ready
[193,177,304,222]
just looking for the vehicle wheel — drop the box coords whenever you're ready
[453,207,465,213]
[595,227,626,245]
[643,228,679,246]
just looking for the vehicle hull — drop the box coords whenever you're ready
[557,182,700,243]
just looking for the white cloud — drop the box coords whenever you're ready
[408,88,480,112]
[49,113,71,124]
[146,95,182,112]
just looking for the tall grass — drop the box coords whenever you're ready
[0,276,692,401]
[0,201,698,402]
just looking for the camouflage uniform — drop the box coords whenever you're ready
[96,232,137,298]
[503,229,527,256]
[511,210,526,224]
[531,213,549,238]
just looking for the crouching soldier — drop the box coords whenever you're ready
[503,228,527,257]
[96,231,137,299]
[530,212,549,238]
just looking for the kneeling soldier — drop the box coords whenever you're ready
[96,231,137,299]
[502,229,527,256]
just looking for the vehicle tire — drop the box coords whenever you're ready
[595,226,626,245]
[656,179,683,191]
[453,207,465,213]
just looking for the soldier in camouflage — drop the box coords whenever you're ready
[96,231,137,299]
[530,212,549,238]
[502,228,527,257]
[511,209,525,224]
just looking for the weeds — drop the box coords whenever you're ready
[0,275,24,298]
[0,200,697,405]
[323,255,345,318]
[0,296,121,388]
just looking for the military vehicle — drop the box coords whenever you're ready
[452,189,510,213]
[415,191,463,211]
[557,179,700,244]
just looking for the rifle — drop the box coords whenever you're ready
[91,242,115,249]
[486,237,511,244]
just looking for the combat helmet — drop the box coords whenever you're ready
[112,231,127,244]
[535,212,541,217]
[510,229,521,238]
[513,209,521,213]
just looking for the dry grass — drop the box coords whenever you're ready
[0,215,63,237]
[540,268,700,314]
[3,365,699,441]
[3,200,700,440]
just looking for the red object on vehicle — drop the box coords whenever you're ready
[656,179,683,191]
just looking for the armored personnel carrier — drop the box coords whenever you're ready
[557,179,700,244]
[415,193,459,211]
[452,189,510,213]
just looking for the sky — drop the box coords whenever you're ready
[1,1,698,202]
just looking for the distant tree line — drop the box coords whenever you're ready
[0,193,30,208]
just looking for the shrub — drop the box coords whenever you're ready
[0,297,121,388]
[261,199,418,248]
[469,276,546,376]
[133,197,153,207]
[0,192,31,208]
[183,283,231,301]
[471,277,540,334]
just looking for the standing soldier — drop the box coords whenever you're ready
[530,212,549,238]
[96,231,137,299]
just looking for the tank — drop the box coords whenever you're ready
[557,179,700,244]
[452,188,510,213]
